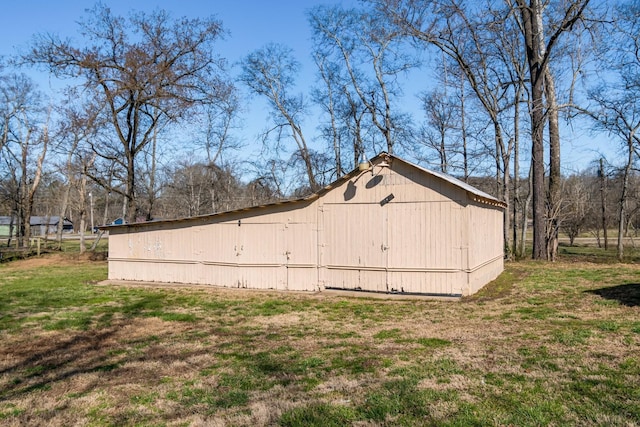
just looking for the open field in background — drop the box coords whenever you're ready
[558,244,640,263]
[0,248,639,426]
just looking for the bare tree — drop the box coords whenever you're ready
[561,173,592,246]
[588,89,639,260]
[512,0,591,259]
[239,43,319,191]
[0,73,48,248]
[53,90,99,246]
[372,0,518,255]
[309,4,417,155]
[199,95,242,165]
[312,54,345,178]
[585,0,640,260]
[598,158,609,250]
[419,88,456,173]
[77,155,96,254]
[27,4,234,224]
[159,157,247,218]
[186,92,243,212]
[488,4,529,257]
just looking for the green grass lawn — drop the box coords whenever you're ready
[0,252,638,426]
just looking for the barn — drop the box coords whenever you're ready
[105,153,505,297]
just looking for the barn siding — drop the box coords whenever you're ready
[107,154,505,296]
[465,201,504,295]
[109,202,320,291]
[316,163,478,296]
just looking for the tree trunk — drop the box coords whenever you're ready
[293,128,319,191]
[545,57,561,261]
[495,123,511,258]
[440,131,447,174]
[512,84,523,256]
[146,124,158,221]
[518,0,547,259]
[126,153,137,224]
[530,81,546,260]
[57,141,77,248]
[56,184,71,248]
[599,158,608,250]
[460,75,469,182]
[79,210,86,255]
[19,142,29,248]
[102,165,115,226]
[520,161,534,258]
[617,135,635,261]
[516,0,589,258]
[78,172,90,254]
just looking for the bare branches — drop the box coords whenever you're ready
[240,43,319,191]
[309,4,418,155]
[24,4,233,222]
[0,72,49,246]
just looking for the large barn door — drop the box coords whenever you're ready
[235,223,287,290]
[321,202,388,292]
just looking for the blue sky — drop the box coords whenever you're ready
[0,1,617,174]
[0,1,358,163]
[1,1,321,61]
[0,1,338,96]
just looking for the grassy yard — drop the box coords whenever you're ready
[0,252,638,426]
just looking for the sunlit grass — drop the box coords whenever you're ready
[0,250,638,425]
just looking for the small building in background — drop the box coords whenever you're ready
[0,216,73,237]
[30,216,74,236]
[104,153,506,297]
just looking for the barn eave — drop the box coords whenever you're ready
[100,152,505,232]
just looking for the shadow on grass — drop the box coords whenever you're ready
[0,327,120,402]
[0,319,205,405]
[586,283,640,307]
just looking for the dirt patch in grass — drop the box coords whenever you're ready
[2,252,106,271]
[3,253,69,269]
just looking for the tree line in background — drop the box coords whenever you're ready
[0,1,639,260]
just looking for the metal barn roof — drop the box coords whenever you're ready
[102,152,505,231]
